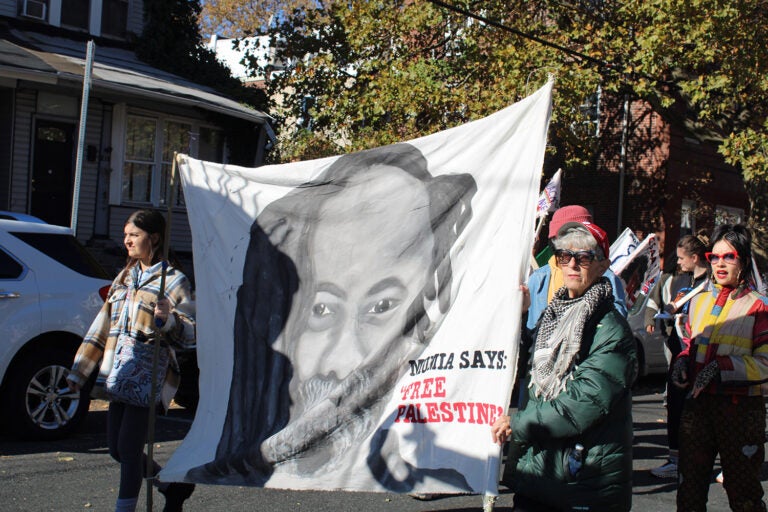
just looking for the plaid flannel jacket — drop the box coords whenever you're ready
[68,261,195,407]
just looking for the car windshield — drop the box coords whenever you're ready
[10,231,111,280]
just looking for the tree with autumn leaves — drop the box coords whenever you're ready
[201,0,768,262]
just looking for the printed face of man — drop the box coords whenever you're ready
[290,166,435,414]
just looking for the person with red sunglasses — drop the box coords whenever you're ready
[672,224,768,511]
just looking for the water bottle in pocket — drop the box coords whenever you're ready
[567,443,585,478]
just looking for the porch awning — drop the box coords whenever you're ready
[0,26,271,125]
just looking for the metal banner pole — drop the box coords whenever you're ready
[145,153,178,511]
[71,40,95,235]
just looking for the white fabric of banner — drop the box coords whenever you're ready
[160,81,553,495]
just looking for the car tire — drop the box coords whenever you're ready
[3,348,90,440]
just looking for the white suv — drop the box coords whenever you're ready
[0,214,111,440]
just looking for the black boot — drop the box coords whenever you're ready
[159,482,196,512]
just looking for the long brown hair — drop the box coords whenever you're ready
[677,231,709,261]
[124,209,166,269]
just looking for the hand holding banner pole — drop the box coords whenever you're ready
[145,152,177,511]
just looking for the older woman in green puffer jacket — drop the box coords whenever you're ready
[492,220,637,512]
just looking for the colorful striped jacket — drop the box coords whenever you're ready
[680,283,768,396]
[67,261,195,408]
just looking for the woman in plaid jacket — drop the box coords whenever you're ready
[67,209,195,512]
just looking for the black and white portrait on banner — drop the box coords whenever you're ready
[161,81,554,495]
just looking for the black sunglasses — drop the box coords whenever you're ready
[554,249,599,268]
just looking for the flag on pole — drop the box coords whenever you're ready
[535,168,562,219]
[160,81,554,495]
[609,228,640,275]
[611,233,662,308]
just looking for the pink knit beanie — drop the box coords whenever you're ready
[548,205,593,239]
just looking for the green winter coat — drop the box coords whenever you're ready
[507,301,637,512]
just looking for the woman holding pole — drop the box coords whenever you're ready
[67,208,196,512]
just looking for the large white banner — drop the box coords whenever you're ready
[161,81,553,495]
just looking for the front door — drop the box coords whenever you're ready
[31,120,75,226]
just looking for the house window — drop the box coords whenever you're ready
[198,127,224,162]
[680,199,695,236]
[714,205,744,226]
[122,115,157,204]
[101,0,127,38]
[20,0,49,20]
[120,113,223,208]
[60,0,89,29]
[160,121,191,207]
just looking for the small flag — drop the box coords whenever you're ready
[609,228,640,275]
[536,168,562,219]
[612,233,662,308]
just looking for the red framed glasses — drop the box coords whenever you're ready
[705,251,739,265]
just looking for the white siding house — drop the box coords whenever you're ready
[0,0,272,256]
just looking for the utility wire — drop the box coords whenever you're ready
[427,0,621,74]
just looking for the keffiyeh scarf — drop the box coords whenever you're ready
[531,277,613,400]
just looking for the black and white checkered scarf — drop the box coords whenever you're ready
[530,277,613,401]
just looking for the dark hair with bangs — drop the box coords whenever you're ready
[710,224,754,288]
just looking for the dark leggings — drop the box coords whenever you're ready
[678,394,766,512]
[666,367,686,451]
[107,402,160,499]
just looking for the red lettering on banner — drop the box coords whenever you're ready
[394,401,502,425]
[425,402,439,422]
[475,402,490,424]
[440,402,454,422]
[394,401,502,424]
[400,376,447,401]
[434,377,445,397]
[422,378,434,398]
[409,381,421,400]
[453,402,468,422]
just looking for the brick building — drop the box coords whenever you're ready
[0,0,272,259]
[554,94,747,269]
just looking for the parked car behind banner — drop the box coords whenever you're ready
[626,291,669,377]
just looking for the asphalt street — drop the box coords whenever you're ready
[0,375,761,511]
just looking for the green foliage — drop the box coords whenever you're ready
[135,0,267,116]
[206,0,768,247]
[721,124,768,263]
[254,0,607,169]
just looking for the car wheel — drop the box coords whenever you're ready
[3,348,90,440]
